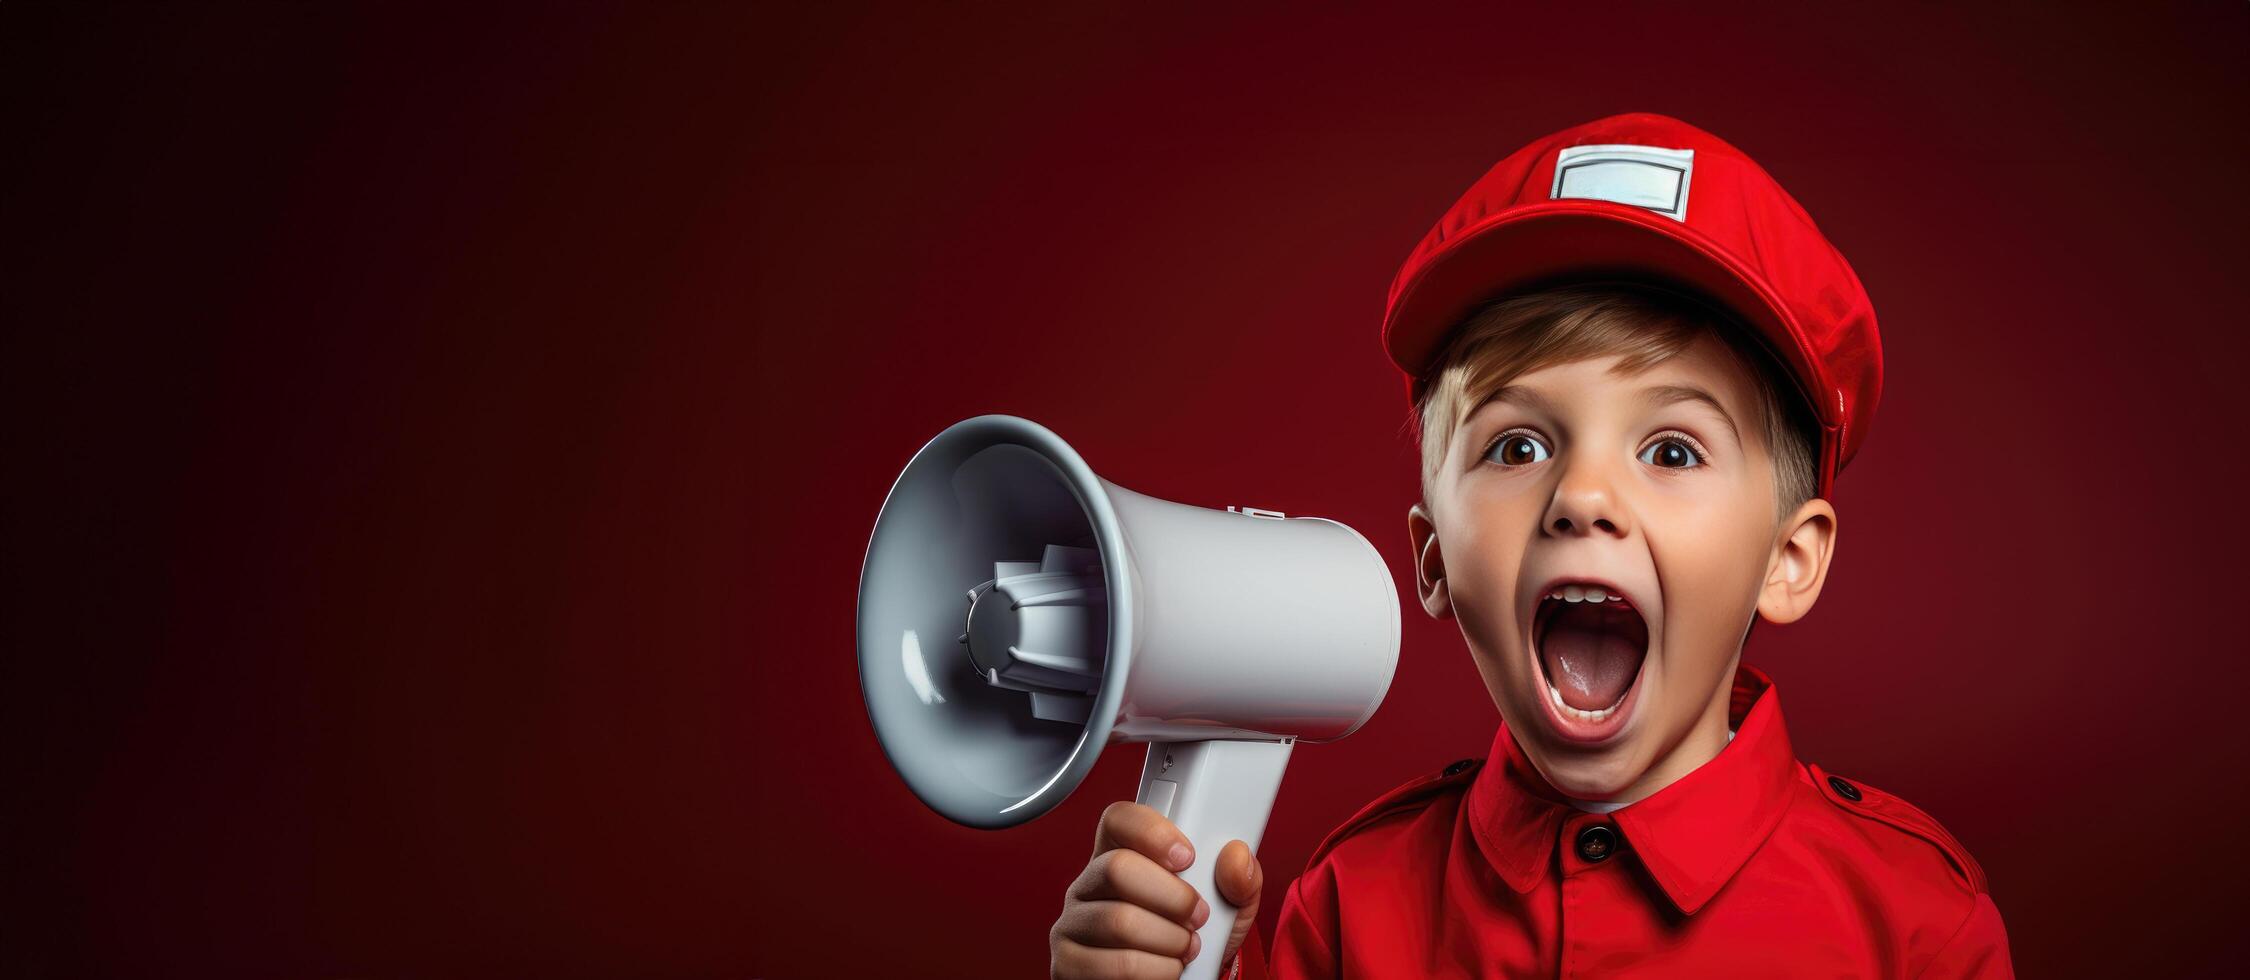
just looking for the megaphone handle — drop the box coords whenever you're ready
[1136,737,1296,980]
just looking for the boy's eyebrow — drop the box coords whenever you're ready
[1643,383,1740,440]
[1479,384,1560,417]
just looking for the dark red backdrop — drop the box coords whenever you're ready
[10,4,2247,977]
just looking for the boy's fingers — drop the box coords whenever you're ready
[1057,899,1197,960]
[1094,801,1195,872]
[1214,840,1264,967]
[1071,848,1210,927]
[1051,935,1193,980]
[1214,839,1262,909]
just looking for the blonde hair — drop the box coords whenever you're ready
[1410,284,1818,517]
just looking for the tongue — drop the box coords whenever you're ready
[1541,604,1646,710]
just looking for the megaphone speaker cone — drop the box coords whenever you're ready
[858,416,1138,829]
[857,415,1400,980]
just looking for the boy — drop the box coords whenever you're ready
[1048,113,2012,978]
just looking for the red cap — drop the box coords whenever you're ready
[1382,112,1882,497]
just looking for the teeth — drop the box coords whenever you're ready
[1546,676,1629,722]
[1545,585,1624,604]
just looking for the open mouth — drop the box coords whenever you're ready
[1530,582,1651,738]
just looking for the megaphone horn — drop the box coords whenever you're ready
[857,415,1400,980]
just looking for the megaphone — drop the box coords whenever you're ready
[857,415,1400,980]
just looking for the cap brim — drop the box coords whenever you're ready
[1382,200,1842,493]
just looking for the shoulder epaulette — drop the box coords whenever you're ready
[1807,762,1988,893]
[1304,757,1482,871]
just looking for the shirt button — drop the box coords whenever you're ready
[1575,824,1618,863]
[1442,759,1476,777]
[1828,775,1863,802]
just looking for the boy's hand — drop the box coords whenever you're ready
[1051,801,1265,980]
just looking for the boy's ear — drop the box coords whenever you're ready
[1406,502,1454,620]
[1758,497,1838,625]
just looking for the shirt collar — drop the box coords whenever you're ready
[1465,664,1799,915]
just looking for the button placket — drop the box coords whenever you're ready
[1557,814,1624,978]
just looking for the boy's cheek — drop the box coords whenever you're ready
[1648,605,1738,714]
[1646,546,1767,701]
[1440,540,1527,656]
[1442,552,1545,714]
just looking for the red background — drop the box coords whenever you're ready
[10,4,2248,977]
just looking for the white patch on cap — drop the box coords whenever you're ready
[1551,144,1694,221]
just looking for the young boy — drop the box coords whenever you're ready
[1048,113,2013,978]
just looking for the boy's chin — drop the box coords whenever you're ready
[1502,677,1661,800]
[1504,662,1737,804]
[1513,727,1651,800]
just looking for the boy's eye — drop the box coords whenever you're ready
[1486,433,1550,466]
[1639,438,1703,469]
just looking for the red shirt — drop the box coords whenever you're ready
[1231,666,2012,978]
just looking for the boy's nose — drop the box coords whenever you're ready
[1543,466,1630,539]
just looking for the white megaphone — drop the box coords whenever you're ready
[857,415,1400,980]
